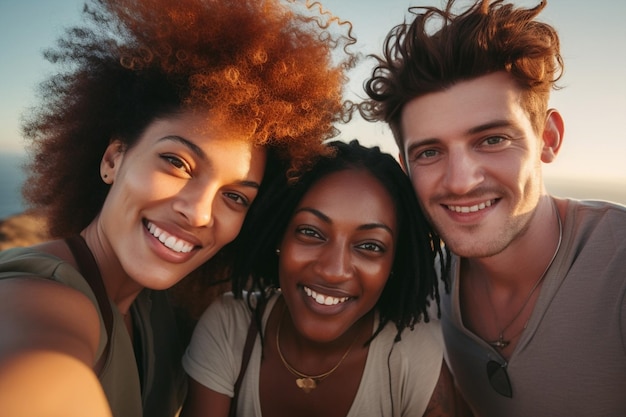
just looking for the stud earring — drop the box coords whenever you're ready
[275,249,280,255]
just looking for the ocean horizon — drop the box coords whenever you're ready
[0,151,624,221]
[0,152,28,219]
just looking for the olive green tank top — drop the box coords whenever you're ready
[0,240,186,417]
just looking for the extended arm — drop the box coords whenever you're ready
[0,277,111,417]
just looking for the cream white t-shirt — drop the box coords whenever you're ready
[183,292,444,417]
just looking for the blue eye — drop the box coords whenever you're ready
[408,147,442,165]
[482,136,508,146]
[419,149,439,159]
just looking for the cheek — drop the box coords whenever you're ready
[113,165,173,204]
[362,262,392,296]
[214,209,248,245]
[276,243,314,290]
[277,246,300,282]
[410,174,431,204]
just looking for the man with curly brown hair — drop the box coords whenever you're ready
[361,1,626,415]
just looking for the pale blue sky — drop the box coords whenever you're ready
[1,0,625,185]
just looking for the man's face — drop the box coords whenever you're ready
[400,72,551,258]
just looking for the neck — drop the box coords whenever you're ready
[81,226,143,315]
[277,303,373,358]
[463,197,563,291]
[459,197,564,356]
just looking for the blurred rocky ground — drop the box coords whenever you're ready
[0,210,48,251]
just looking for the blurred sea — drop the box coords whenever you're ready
[0,152,27,219]
[0,151,624,221]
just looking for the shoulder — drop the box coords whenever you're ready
[367,319,443,377]
[389,319,444,360]
[197,292,252,326]
[195,291,278,334]
[359,320,445,415]
[0,241,90,286]
[0,243,102,310]
[191,292,258,350]
[565,198,626,223]
[563,198,626,245]
[0,245,66,275]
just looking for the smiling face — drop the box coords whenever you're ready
[400,72,560,258]
[94,110,266,290]
[277,168,397,343]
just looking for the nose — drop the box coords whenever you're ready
[173,183,217,227]
[312,241,354,283]
[443,149,484,195]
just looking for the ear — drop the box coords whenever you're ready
[540,109,564,164]
[100,140,126,184]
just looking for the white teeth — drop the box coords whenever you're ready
[303,286,349,306]
[447,199,494,213]
[146,222,194,253]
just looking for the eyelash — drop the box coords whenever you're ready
[415,149,439,160]
[161,154,191,174]
[410,135,510,162]
[297,226,322,239]
[224,192,250,207]
[161,154,252,208]
[296,226,386,253]
[482,136,507,146]
[357,242,385,252]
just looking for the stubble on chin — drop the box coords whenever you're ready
[436,221,515,259]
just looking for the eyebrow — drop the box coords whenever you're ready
[240,180,261,189]
[295,207,394,235]
[159,135,261,189]
[467,119,516,135]
[159,135,207,161]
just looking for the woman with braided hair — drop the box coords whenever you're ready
[182,140,471,416]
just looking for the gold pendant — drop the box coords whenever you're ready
[489,334,510,349]
[296,377,317,393]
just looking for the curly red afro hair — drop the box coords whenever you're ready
[22,0,356,237]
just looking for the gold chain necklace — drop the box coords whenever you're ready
[275,305,358,393]
[486,201,563,350]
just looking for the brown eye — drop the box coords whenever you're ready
[296,226,323,240]
[161,154,190,173]
[357,242,385,253]
[223,192,250,207]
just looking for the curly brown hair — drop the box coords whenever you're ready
[360,0,563,149]
[22,0,356,238]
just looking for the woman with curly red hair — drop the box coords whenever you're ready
[0,0,355,416]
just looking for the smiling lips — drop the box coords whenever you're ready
[304,286,350,306]
[446,199,496,213]
[146,221,194,253]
